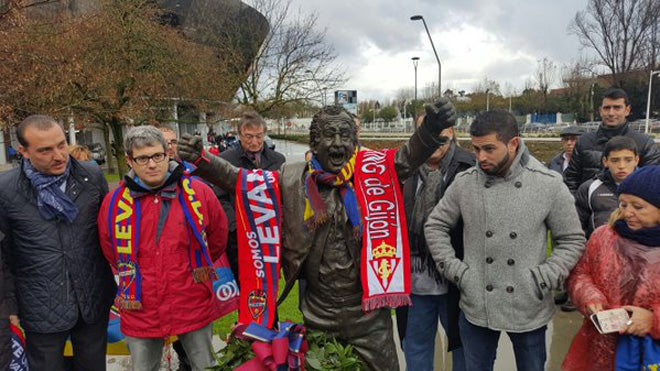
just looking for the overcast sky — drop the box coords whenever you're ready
[285,0,595,102]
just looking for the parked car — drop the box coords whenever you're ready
[88,143,106,165]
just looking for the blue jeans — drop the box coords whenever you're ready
[459,312,546,371]
[403,294,466,371]
[125,323,215,371]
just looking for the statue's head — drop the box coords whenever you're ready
[309,105,359,173]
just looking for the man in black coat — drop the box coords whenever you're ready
[548,126,583,175]
[564,88,660,193]
[218,112,285,281]
[0,230,16,370]
[396,123,474,371]
[0,115,115,370]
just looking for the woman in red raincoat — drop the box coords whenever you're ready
[562,165,660,370]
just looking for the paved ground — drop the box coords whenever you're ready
[106,308,583,370]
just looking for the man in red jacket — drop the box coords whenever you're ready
[99,126,228,370]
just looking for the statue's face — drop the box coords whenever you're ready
[312,118,357,173]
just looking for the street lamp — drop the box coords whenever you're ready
[411,57,420,101]
[410,15,441,97]
[645,70,660,134]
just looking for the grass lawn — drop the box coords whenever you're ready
[104,172,121,184]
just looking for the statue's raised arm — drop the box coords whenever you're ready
[179,133,241,193]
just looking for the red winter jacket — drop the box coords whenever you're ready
[99,174,228,338]
[563,226,660,371]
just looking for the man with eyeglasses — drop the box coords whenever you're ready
[396,121,474,371]
[218,111,285,283]
[564,88,660,193]
[98,126,228,371]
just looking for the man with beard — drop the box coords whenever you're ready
[425,110,585,370]
[178,101,456,370]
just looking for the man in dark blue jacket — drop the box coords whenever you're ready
[0,115,115,370]
[0,230,16,370]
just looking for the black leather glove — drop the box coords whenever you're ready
[423,97,456,135]
[178,133,205,164]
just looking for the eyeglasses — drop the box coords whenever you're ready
[240,133,265,141]
[167,140,178,147]
[131,152,167,165]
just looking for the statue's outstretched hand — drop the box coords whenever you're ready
[178,133,204,164]
[423,97,456,134]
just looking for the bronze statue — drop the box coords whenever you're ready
[179,100,456,370]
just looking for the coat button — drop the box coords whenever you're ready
[486,257,493,264]
[454,276,460,283]
[439,262,445,269]
[506,286,514,293]
[486,230,494,237]
[486,284,494,291]
[507,259,515,266]
[540,282,547,288]
[485,182,492,189]
[515,181,522,188]
[510,232,517,239]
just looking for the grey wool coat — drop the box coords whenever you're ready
[424,141,585,332]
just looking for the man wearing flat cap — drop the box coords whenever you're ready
[548,126,583,175]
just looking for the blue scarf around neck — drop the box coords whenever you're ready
[614,220,660,247]
[23,160,78,223]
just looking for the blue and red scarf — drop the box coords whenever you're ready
[303,149,361,233]
[108,176,216,310]
[235,169,282,329]
[9,324,28,371]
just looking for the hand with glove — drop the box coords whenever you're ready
[178,133,207,165]
[423,97,457,136]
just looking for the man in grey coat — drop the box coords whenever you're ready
[425,110,585,371]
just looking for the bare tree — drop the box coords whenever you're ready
[234,0,345,117]
[570,0,660,85]
[561,59,598,121]
[473,77,501,95]
[536,57,557,106]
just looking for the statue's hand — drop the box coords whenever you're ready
[423,97,456,134]
[178,133,204,164]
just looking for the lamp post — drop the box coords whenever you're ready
[411,57,420,101]
[645,70,660,134]
[410,15,441,97]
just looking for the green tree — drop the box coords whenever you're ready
[378,106,398,123]
[0,0,241,175]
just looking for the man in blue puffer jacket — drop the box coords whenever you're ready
[0,115,115,370]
